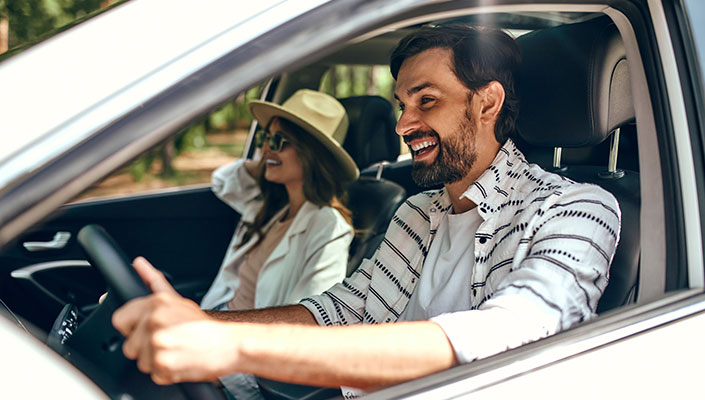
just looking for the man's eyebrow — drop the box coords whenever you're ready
[394,82,436,101]
[408,82,435,95]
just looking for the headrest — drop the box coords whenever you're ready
[339,95,400,169]
[517,16,634,148]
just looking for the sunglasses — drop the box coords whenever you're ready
[255,129,290,152]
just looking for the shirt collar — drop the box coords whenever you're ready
[265,201,318,236]
[459,139,528,219]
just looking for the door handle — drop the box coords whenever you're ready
[23,232,72,252]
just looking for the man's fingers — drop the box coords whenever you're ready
[112,296,148,337]
[151,372,173,386]
[135,335,154,374]
[110,285,217,385]
[132,256,178,295]
[120,311,144,360]
[151,349,181,385]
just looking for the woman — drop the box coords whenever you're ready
[200,89,359,311]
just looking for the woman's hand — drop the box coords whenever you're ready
[243,159,263,179]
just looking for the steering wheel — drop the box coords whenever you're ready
[58,224,225,400]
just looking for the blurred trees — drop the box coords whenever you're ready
[0,0,121,52]
[321,65,396,104]
[128,85,266,182]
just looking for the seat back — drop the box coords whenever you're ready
[337,95,407,275]
[345,176,406,276]
[339,95,400,170]
[517,16,640,313]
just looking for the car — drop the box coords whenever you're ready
[1,0,704,398]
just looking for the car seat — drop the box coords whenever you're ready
[338,95,407,276]
[345,176,406,276]
[516,15,640,313]
[339,95,400,170]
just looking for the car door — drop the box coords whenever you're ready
[0,186,238,333]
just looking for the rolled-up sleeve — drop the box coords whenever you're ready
[300,254,375,326]
[211,159,262,220]
[433,184,621,363]
[431,294,557,363]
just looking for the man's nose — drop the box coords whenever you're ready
[395,109,422,137]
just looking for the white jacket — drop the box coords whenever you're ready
[200,159,353,310]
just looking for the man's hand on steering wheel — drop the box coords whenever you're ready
[130,257,179,295]
[112,257,241,385]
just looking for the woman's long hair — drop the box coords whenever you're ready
[239,117,353,248]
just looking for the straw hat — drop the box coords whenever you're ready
[248,89,359,182]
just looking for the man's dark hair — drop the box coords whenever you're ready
[390,24,520,143]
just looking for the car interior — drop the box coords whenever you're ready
[0,3,680,399]
[515,15,640,313]
[255,13,644,399]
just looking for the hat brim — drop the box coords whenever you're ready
[249,100,359,182]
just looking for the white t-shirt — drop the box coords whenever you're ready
[399,207,484,321]
[343,208,483,400]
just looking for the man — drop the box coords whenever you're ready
[113,24,620,395]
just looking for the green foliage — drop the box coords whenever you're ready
[127,83,266,182]
[127,151,155,182]
[2,0,114,49]
[320,64,396,105]
[179,122,207,151]
[207,84,266,131]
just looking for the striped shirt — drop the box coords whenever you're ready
[300,139,621,363]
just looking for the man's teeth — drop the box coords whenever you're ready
[266,159,282,165]
[410,141,437,152]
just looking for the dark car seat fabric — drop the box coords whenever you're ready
[345,176,407,276]
[339,95,400,170]
[360,158,441,197]
[336,95,407,276]
[517,16,634,148]
[516,16,640,313]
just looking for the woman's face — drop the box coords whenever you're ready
[262,118,305,188]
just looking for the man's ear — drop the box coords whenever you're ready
[478,81,505,125]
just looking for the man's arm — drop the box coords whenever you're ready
[113,257,455,390]
[225,319,455,390]
[205,304,317,325]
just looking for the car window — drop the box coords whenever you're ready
[318,64,407,157]
[319,64,396,105]
[73,83,266,201]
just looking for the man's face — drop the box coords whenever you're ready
[394,47,478,187]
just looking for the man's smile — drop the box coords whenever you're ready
[407,137,439,161]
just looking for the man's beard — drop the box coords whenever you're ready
[408,109,478,187]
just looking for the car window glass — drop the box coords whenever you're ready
[319,64,396,105]
[73,83,266,201]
